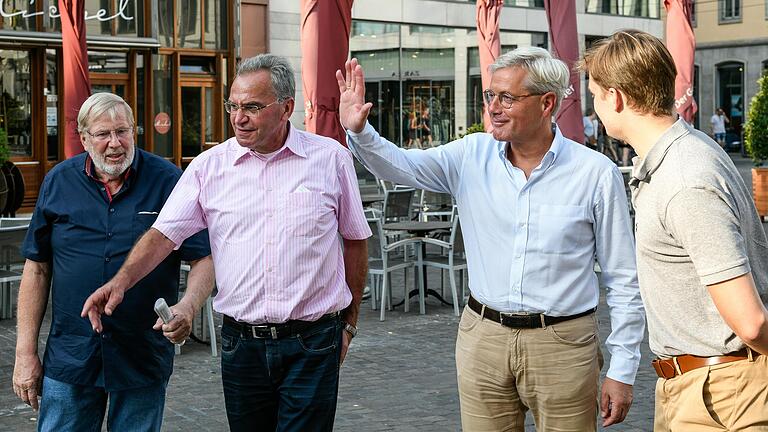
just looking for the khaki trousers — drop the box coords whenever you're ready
[654,354,768,431]
[455,305,601,432]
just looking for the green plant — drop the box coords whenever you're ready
[745,74,768,166]
[459,122,486,138]
[0,127,10,166]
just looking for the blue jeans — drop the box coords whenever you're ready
[38,376,167,432]
[221,315,343,432]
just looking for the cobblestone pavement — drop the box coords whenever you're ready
[0,154,762,431]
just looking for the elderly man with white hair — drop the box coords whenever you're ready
[12,92,213,431]
[337,47,645,431]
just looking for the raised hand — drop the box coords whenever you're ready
[336,58,373,134]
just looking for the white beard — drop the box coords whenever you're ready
[88,144,135,178]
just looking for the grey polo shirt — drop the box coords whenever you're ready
[631,119,768,358]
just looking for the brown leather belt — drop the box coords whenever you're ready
[223,312,339,340]
[467,295,596,329]
[652,348,757,379]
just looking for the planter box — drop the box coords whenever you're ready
[753,167,768,217]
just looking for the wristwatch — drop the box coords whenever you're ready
[343,322,358,338]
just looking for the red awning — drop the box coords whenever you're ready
[665,0,697,123]
[60,0,91,158]
[300,0,354,145]
[544,0,583,144]
[476,0,503,132]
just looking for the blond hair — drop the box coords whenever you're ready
[579,29,676,116]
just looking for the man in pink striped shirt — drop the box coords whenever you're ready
[81,54,371,432]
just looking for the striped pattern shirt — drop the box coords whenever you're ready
[153,124,371,324]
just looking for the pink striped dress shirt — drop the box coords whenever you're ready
[153,124,371,324]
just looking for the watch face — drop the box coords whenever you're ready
[344,323,357,337]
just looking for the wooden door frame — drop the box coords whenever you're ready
[178,78,216,166]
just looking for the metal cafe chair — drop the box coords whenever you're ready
[0,223,28,319]
[419,207,466,316]
[366,217,424,321]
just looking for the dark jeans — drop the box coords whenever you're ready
[221,315,343,432]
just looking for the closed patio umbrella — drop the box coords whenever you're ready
[544,0,582,144]
[60,0,91,158]
[300,0,354,145]
[665,0,697,123]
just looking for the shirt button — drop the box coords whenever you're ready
[105,257,111,262]
[267,268,273,272]
[107,232,113,238]
[109,208,115,213]
[102,334,109,339]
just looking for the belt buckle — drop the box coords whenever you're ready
[500,312,529,328]
[250,325,279,339]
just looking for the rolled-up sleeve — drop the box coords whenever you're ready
[153,162,207,247]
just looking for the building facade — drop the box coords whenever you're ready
[270,0,663,148]
[690,0,768,144]
[0,0,267,209]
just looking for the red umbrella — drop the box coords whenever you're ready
[300,0,354,146]
[544,0,583,144]
[665,0,697,123]
[476,0,503,132]
[60,0,91,158]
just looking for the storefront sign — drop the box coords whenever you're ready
[154,113,171,135]
[0,0,134,22]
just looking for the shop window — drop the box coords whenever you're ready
[158,0,174,47]
[0,0,38,31]
[0,50,32,158]
[88,51,128,74]
[716,61,744,144]
[584,0,660,18]
[46,49,60,161]
[719,0,741,22]
[174,0,228,50]
[48,0,144,37]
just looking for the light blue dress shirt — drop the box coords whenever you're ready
[347,122,645,384]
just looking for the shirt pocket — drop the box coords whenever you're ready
[535,204,591,254]
[284,192,322,238]
[133,213,159,239]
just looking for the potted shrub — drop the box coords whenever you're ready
[744,73,768,217]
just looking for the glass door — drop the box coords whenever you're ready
[180,81,215,166]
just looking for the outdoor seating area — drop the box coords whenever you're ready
[361,179,466,320]
[0,218,30,320]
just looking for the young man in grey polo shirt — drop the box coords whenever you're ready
[582,30,768,430]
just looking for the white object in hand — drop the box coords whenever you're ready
[154,298,175,324]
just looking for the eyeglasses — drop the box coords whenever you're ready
[85,127,134,143]
[224,100,281,117]
[482,89,543,109]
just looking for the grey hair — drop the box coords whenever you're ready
[236,54,296,102]
[489,46,570,114]
[77,92,134,133]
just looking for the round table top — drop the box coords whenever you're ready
[382,221,451,234]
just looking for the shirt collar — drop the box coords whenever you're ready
[232,122,306,165]
[632,117,689,183]
[495,123,562,169]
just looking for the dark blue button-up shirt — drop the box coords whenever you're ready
[23,149,211,391]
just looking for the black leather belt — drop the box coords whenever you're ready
[223,312,339,339]
[467,295,596,329]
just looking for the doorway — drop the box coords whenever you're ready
[179,80,216,166]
